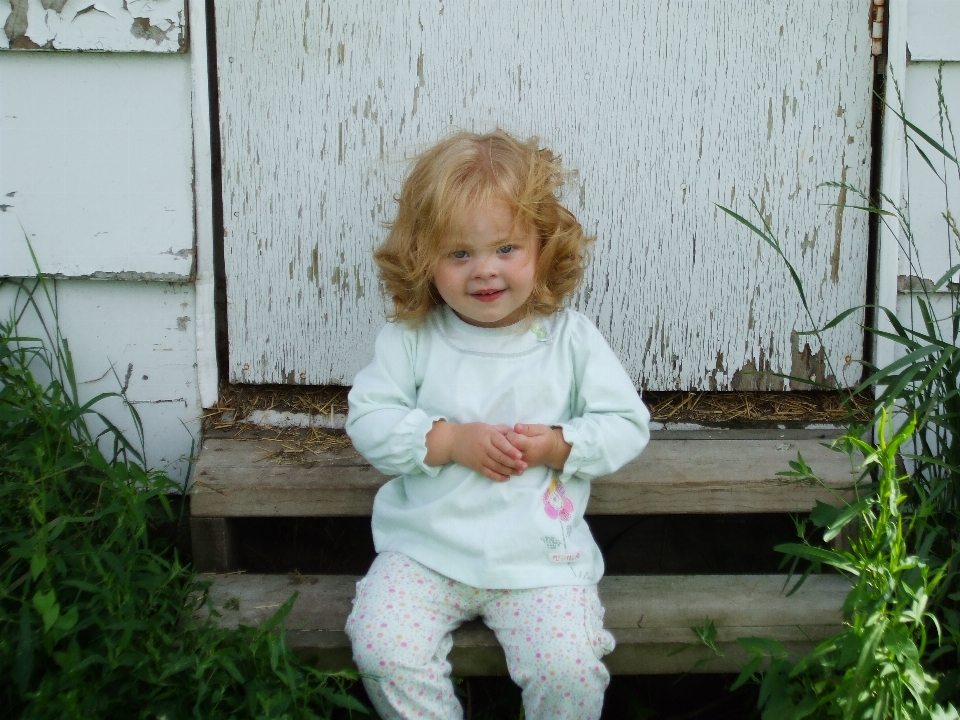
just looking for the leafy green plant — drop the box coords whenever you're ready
[702,67,960,717]
[0,277,367,718]
[699,411,956,719]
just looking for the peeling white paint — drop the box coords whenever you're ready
[0,0,185,52]
[0,1,9,50]
[218,0,874,391]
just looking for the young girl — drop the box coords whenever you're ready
[345,129,650,720]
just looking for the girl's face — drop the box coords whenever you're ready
[433,197,538,328]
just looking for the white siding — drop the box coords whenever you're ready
[217,0,874,390]
[883,0,960,359]
[0,14,204,483]
[899,62,960,285]
[0,52,195,279]
[0,280,201,483]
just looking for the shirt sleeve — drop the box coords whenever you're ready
[555,317,651,483]
[346,322,444,478]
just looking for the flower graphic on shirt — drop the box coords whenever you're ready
[542,476,574,522]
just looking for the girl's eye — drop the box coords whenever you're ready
[451,250,468,259]
[497,245,515,254]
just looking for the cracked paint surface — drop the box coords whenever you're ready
[218,1,873,389]
[0,0,185,52]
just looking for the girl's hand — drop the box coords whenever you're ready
[425,420,527,482]
[506,424,572,471]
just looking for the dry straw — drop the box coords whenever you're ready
[202,385,870,466]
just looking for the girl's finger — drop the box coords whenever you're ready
[493,450,523,471]
[505,431,528,449]
[489,454,525,475]
[484,467,510,482]
[491,433,522,458]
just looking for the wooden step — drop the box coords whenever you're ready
[190,430,858,518]
[197,572,850,675]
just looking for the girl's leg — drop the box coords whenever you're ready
[483,585,614,720]
[345,552,481,720]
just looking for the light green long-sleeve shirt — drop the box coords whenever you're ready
[346,306,650,589]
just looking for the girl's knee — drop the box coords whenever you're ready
[348,619,408,675]
[348,614,452,678]
[503,632,610,697]
[529,654,608,689]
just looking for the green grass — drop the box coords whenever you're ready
[0,277,367,719]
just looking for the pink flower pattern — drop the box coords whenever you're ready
[346,552,612,719]
[543,476,574,522]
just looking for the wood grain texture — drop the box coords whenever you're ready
[216,0,874,390]
[197,573,850,675]
[189,434,859,517]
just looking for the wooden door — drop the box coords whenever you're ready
[215,0,874,391]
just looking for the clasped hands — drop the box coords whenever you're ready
[425,420,572,482]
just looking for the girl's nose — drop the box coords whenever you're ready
[472,252,498,277]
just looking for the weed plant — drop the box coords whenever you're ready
[699,411,956,719]
[0,278,366,718]
[704,68,960,718]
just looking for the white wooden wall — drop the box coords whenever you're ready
[217,0,875,391]
[0,52,195,278]
[0,0,950,483]
[0,280,200,482]
[0,1,202,483]
[881,0,960,354]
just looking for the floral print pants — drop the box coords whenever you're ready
[345,552,615,720]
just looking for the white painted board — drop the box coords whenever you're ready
[898,62,960,286]
[0,0,186,52]
[906,0,960,62]
[0,51,195,279]
[217,0,874,390]
[0,279,201,483]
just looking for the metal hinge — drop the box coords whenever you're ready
[872,0,886,57]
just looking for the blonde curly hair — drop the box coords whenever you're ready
[375,129,593,325]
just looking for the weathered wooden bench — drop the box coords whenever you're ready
[189,428,858,674]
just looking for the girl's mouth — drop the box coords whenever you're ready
[472,289,505,303]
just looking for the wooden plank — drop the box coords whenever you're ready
[0,53,195,279]
[0,281,201,485]
[197,573,850,676]
[906,0,960,61]
[189,518,238,573]
[216,0,873,390]
[189,435,859,517]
